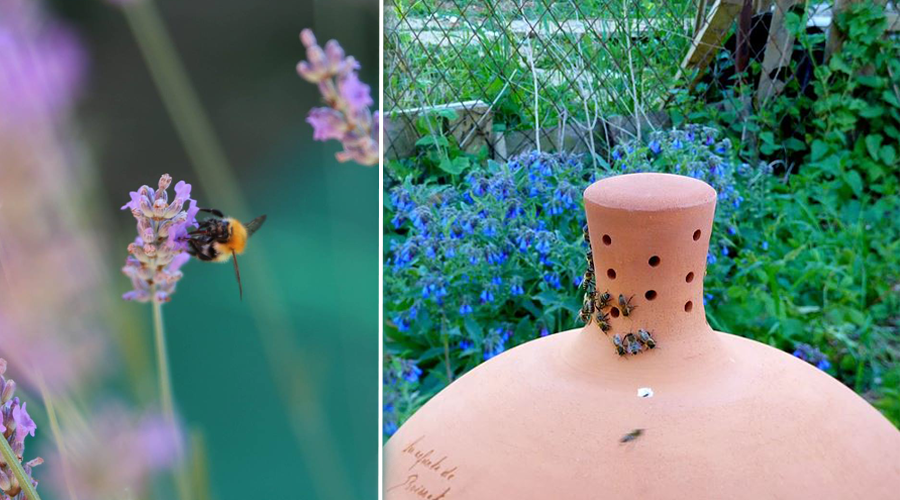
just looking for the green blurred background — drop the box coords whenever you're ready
[46,0,379,498]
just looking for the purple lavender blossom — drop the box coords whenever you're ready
[297,29,378,166]
[0,0,87,126]
[12,402,35,444]
[0,358,43,499]
[121,174,199,303]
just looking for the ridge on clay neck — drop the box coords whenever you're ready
[560,173,729,375]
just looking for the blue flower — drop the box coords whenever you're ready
[515,233,531,252]
[762,241,769,251]
[401,360,423,383]
[543,273,561,289]
[384,421,398,435]
[703,293,713,305]
[459,340,474,350]
[707,252,717,265]
[728,226,737,236]
[480,289,495,303]
[649,140,661,154]
[534,232,552,255]
[721,246,729,257]
[540,327,550,337]
[510,283,524,296]
[459,303,473,315]
[793,343,830,371]
[483,328,509,360]
[393,316,409,332]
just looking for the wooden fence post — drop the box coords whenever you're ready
[756,0,799,104]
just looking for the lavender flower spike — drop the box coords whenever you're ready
[297,29,379,166]
[121,174,199,303]
[0,358,43,500]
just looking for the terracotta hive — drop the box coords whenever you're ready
[384,173,900,499]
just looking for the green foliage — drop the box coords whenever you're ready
[695,2,900,425]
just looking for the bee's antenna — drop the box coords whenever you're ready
[199,208,225,218]
[232,251,243,300]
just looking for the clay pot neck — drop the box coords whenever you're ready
[579,173,718,350]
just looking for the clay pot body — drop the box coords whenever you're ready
[384,173,900,499]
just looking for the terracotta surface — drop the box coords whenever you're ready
[384,173,900,499]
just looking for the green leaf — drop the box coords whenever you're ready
[859,105,884,118]
[880,145,896,165]
[810,139,830,161]
[883,90,900,108]
[844,170,863,197]
[464,317,483,344]
[784,138,806,152]
[438,156,469,175]
[435,108,459,121]
[415,135,449,147]
[865,135,883,160]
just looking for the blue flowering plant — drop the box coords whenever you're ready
[382,356,428,437]
[610,125,773,308]
[384,152,596,434]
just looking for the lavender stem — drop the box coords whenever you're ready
[0,432,41,500]
[151,296,190,500]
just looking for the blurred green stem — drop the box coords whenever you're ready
[123,2,352,497]
[0,430,42,500]
[151,298,191,500]
[37,376,77,500]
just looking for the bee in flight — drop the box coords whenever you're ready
[186,208,267,299]
[620,428,644,444]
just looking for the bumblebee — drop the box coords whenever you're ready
[186,208,267,299]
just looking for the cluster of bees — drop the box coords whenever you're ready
[579,225,657,357]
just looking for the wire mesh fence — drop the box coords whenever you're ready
[384,0,900,163]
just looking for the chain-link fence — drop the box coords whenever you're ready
[384,0,900,163]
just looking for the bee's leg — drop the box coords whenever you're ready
[187,238,216,261]
[186,237,201,256]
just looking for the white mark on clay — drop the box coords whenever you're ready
[637,387,654,398]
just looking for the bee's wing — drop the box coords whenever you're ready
[243,215,267,237]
